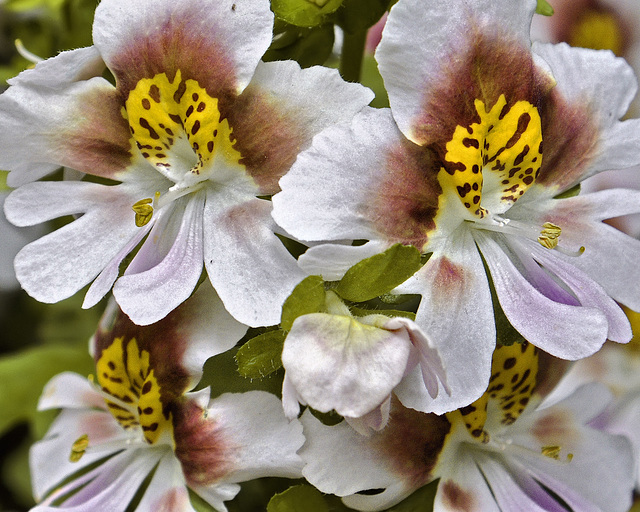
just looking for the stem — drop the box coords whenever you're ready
[339,29,367,83]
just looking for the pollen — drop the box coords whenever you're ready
[132,198,154,227]
[538,222,561,249]
[69,434,89,462]
[541,445,562,460]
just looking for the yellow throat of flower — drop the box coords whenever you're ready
[96,336,174,445]
[125,70,244,227]
[438,94,543,220]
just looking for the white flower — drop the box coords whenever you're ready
[1,0,373,326]
[272,0,640,413]
[30,289,303,512]
[299,341,635,512]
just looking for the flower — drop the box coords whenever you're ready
[1,0,373,326]
[281,290,449,432]
[30,286,304,511]
[298,341,635,511]
[272,0,640,413]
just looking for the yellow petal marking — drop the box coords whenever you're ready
[439,94,542,219]
[96,337,173,445]
[447,341,539,442]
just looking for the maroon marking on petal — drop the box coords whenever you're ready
[411,29,554,160]
[371,138,442,247]
[59,87,132,179]
[535,88,598,191]
[428,256,470,306]
[225,87,307,194]
[173,399,235,485]
[531,408,578,443]
[373,398,450,488]
[440,480,477,512]
[108,6,237,105]
[92,301,191,404]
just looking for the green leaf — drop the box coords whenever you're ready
[335,244,421,302]
[264,23,335,68]
[387,480,438,511]
[0,170,9,191]
[235,330,287,379]
[553,183,580,199]
[334,0,390,34]
[271,0,344,27]
[281,275,326,331]
[0,344,94,437]
[361,54,389,108]
[535,0,554,16]
[267,485,329,512]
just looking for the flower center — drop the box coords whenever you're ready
[125,70,244,226]
[96,336,173,445]
[439,94,543,220]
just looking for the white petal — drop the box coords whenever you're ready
[37,372,107,412]
[297,241,389,281]
[282,313,411,418]
[204,196,306,327]
[93,0,273,95]
[135,452,193,512]
[376,0,536,142]
[113,193,205,325]
[273,107,404,243]
[475,232,609,359]
[394,227,495,414]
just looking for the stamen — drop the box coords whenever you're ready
[69,434,89,462]
[15,39,43,64]
[541,445,561,459]
[538,222,561,249]
[132,198,154,227]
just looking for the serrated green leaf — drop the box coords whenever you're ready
[281,275,326,331]
[235,330,287,379]
[335,244,421,302]
[267,485,329,512]
[0,345,93,437]
[535,0,554,16]
[271,0,344,27]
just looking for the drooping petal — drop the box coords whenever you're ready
[113,192,205,325]
[228,60,373,194]
[376,0,540,144]
[474,231,609,359]
[93,0,273,97]
[37,372,108,412]
[5,182,143,303]
[0,77,133,187]
[203,196,306,327]
[394,227,495,414]
[282,313,412,418]
[532,42,640,194]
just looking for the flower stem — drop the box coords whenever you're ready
[339,29,367,83]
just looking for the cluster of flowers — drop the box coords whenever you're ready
[3,0,640,509]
